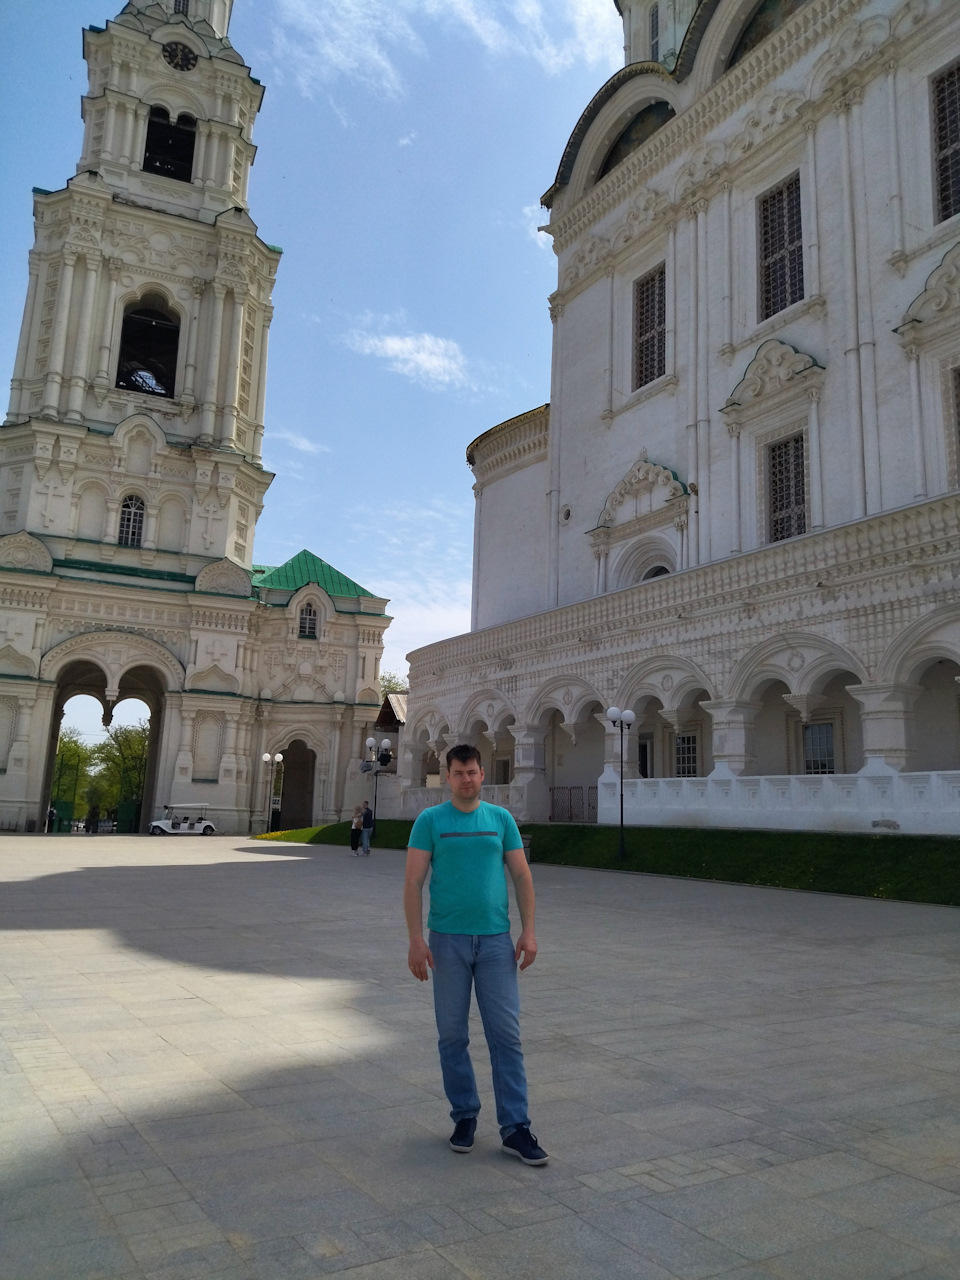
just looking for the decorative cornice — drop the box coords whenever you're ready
[549,0,865,255]
[467,404,550,489]
[721,340,824,424]
[597,454,688,528]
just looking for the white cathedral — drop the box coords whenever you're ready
[0,0,391,834]
[401,0,960,836]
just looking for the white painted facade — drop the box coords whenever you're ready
[0,0,390,834]
[402,0,960,836]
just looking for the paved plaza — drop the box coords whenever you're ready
[2,836,960,1279]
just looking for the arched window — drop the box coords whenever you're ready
[298,603,318,639]
[727,0,807,69]
[641,565,670,580]
[174,0,190,13]
[118,495,145,548]
[649,4,659,62]
[116,293,180,398]
[598,101,675,181]
[143,107,196,183]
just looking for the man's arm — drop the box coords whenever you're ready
[404,846,434,981]
[504,848,537,970]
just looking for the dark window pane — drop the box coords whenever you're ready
[143,107,196,184]
[935,61,960,223]
[633,263,666,390]
[116,299,180,398]
[759,173,804,319]
[769,433,806,542]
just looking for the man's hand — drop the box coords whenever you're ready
[408,937,434,981]
[515,929,537,970]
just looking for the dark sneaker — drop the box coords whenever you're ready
[449,1118,477,1153]
[501,1126,548,1165]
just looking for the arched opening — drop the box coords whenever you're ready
[641,565,670,581]
[597,101,676,181]
[491,714,516,786]
[44,663,166,835]
[543,702,604,822]
[672,688,713,778]
[626,694,666,778]
[727,0,808,69]
[116,293,180,398]
[753,679,792,776]
[143,106,196,182]
[298,603,318,639]
[276,738,316,830]
[913,659,960,771]
[118,495,145,548]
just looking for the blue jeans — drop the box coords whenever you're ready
[361,827,371,853]
[429,930,530,1138]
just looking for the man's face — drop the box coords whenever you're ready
[446,757,484,800]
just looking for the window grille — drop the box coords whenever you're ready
[633,263,666,390]
[649,4,659,62]
[118,495,145,547]
[298,603,317,638]
[758,173,804,320]
[935,61,960,223]
[768,433,806,542]
[676,734,697,778]
[174,0,189,12]
[803,722,835,775]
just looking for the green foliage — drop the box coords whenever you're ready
[256,826,329,843]
[379,669,409,695]
[518,823,960,906]
[307,819,414,847]
[51,728,94,809]
[89,721,150,812]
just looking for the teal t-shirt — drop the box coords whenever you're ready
[409,800,523,935]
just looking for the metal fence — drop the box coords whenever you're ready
[549,785,598,823]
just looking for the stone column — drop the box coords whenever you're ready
[94,259,120,388]
[182,278,205,405]
[200,282,226,444]
[193,121,208,185]
[807,387,824,530]
[41,251,77,419]
[6,253,39,422]
[103,496,120,545]
[701,699,761,777]
[836,95,866,520]
[130,103,149,171]
[846,683,922,773]
[803,118,821,297]
[220,288,245,447]
[66,254,100,422]
[727,422,741,553]
[143,503,158,551]
[508,723,550,821]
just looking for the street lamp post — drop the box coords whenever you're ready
[261,752,283,831]
[605,707,635,862]
[363,736,393,836]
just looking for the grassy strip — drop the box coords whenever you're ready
[303,819,415,848]
[256,825,329,843]
[518,823,960,906]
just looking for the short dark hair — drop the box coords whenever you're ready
[445,743,482,769]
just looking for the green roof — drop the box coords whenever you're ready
[252,549,375,598]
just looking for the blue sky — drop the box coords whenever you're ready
[1,0,623,733]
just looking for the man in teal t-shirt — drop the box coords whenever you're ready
[404,744,548,1165]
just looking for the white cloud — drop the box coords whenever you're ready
[272,0,621,98]
[345,322,474,391]
[398,132,416,146]
[355,497,475,669]
[269,428,331,454]
[522,203,552,250]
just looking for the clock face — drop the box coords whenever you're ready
[162,41,198,71]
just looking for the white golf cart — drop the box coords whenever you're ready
[149,804,217,836]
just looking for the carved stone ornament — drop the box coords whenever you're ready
[722,340,823,418]
[598,455,688,527]
[0,645,37,677]
[0,531,54,574]
[186,663,241,694]
[195,558,252,598]
[900,239,960,338]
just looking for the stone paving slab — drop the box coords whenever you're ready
[3,835,960,1278]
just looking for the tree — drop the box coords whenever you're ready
[90,721,150,812]
[379,669,409,695]
[51,728,94,818]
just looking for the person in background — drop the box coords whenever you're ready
[350,804,363,854]
[360,800,373,855]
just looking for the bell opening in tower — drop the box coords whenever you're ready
[116,294,180,398]
[143,107,196,183]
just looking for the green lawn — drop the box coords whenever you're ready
[257,818,960,907]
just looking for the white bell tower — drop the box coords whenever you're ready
[1,0,279,570]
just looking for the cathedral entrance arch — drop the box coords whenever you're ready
[40,633,184,834]
[275,738,316,830]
